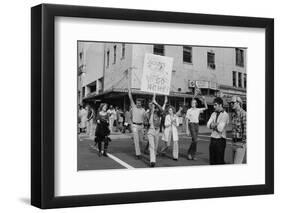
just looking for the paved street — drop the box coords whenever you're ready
[78,126,238,171]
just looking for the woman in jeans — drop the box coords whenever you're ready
[185,96,208,160]
[146,94,162,167]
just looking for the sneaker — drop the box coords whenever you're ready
[150,162,155,167]
[173,158,178,161]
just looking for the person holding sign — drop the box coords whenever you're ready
[143,94,168,155]
[146,94,162,167]
[161,106,180,161]
[186,96,208,160]
[126,71,146,159]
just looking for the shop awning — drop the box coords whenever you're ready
[83,87,246,106]
[83,87,195,100]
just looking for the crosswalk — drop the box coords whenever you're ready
[88,144,135,169]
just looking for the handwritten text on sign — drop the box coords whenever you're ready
[141,53,173,95]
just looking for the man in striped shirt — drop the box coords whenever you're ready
[230,96,247,164]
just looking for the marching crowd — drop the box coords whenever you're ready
[78,79,247,167]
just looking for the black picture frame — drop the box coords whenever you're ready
[31,3,274,209]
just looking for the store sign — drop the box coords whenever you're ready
[209,82,217,90]
[196,80,209,89]
[189,80,217,90]
[141,53,173,95]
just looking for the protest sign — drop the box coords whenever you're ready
[141,53,173,95]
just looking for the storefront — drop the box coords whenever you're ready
[83,84,246,125]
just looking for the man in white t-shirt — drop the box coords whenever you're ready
[126,71,146,159]
[185,96,208,160]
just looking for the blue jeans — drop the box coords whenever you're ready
[188,123,199,157]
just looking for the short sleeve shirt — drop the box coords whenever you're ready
[131,106,145,123]
[186,108,204,123]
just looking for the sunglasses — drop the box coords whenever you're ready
[229,101,236,105]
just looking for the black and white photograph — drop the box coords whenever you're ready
[77,41,247,170]
[0,0,277,211]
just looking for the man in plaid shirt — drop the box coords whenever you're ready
[230,96,247,164]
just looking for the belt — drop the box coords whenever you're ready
[233,138,243,143]
[211,137,226,141]
[133,122,143,125]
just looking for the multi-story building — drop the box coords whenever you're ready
[78,42,246,123]
[78,42,105,105]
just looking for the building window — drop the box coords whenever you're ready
[236,48,244,67]
[106,50,110,67]
[153,44,165,56]
[78,91,81,100]
[98,77,104,93]
[88,82,97,93]
[209,89,215,96]
[113,45,117,64]
[233,71,237,87]
[183,46,192,63]
[121,43,125,59]
[238,72,242,88]
[82,86,85,97]
[79,51,83,60]
[207,51,216,69]
[244,73,247,88]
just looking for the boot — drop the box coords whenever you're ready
[103,138,109,157]
[98,141,102,157]
[103,149,108,157]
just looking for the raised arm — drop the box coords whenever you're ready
[150,100,155,122]
[199,96,208,112]
[126,69,135,107]
[162,95,168,110]
[152,93,163,111]
[202,96,208,110]
[176,106,183,116]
